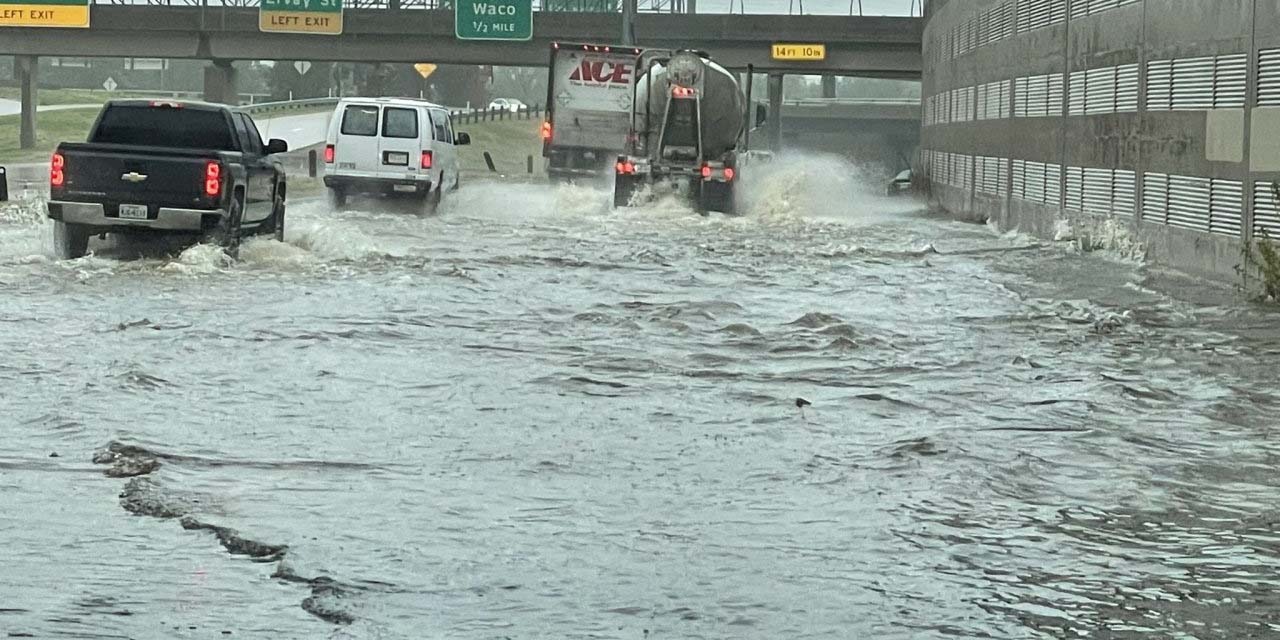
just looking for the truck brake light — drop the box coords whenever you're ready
[541,121,552,140]
[150,100,184,108]
[421,151,433,169]
[51,152,65,187]
[204,161,221,197]
[616,161,636,174]
[724,167,735,181]
[672,86,695,98]
[324,144,335,163]
[700,164,712,179]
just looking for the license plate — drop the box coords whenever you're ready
[385,152,409,166]
[393,184,417,193]
[119,204,148,219]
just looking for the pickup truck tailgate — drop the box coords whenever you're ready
[58,144,216,209]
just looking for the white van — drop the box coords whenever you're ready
[322,97,470,212]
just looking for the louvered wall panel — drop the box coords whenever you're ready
[1068,71,1086,116]
[1254,182,1280,239]
[1209,179,1243,237]
[1166,175,1210,232]
[1259,49,1280,106]
[1012,160,1026,200]
[1082,168,1113,213]
[1214,54,1248,108]
[997,158,1009,197]
[1115,64,1139,112]
[1084,67,1117,114]
[1171,57,1215,110]
[1045,164,1062,205]
[1144,173,1169,223]
[1114,171,1136,216]
[1147,60,1173,110]
[1066,167,1084,210]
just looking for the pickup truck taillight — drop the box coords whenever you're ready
[204,161,221,198]
[51,152,65,187]
[541,122,552,141]
[421,151,433,170]
[324,144,335,164]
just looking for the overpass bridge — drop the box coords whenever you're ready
[0,2,921,149]
[0,5,921,75]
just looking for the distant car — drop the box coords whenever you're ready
[885,169,912,196]
[487,98,527,113]
[322,97,470,213]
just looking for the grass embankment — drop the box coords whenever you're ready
[0,88,128,106]
[455,118,543,178]
[0,108,100,163]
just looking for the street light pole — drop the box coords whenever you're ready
[621,0,637,46]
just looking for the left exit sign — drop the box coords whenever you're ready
[0,0,90,28]
[260,0,343,35]
[772,43,826,61]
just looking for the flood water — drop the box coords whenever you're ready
[3,155,1280,639]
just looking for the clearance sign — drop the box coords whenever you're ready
[0,0,90,28]
[260,0,342,35]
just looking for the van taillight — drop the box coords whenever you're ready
[541,121,552,140]
[204,162,221,198]
[324,144,335,163]
[51,152,65,187]
[421,151,433,169]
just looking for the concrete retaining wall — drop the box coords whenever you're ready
[920,0,1280,282]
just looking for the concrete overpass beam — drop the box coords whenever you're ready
[767,72,783,152]
[15,55,37,150]
[203,60,238,105]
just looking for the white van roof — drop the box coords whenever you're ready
[337,96,449,110]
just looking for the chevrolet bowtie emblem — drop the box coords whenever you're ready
[121,172,148,183]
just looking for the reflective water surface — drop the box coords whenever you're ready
[3,157,1280,639]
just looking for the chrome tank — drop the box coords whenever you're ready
[633,54,745,159]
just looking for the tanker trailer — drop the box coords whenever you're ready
[612,49,768,214]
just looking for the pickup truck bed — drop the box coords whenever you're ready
[47,99,290,259]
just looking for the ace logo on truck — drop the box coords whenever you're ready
[568,60,632,86]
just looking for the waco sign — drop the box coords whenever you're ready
[456,0,532,41]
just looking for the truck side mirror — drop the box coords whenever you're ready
[755,104,768,128]
[265,138,288,155]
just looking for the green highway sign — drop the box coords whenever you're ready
[455,0,532,41]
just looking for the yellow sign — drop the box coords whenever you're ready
[414,63,438,79]
[0,2,90,28]
[771,43,826,61]
[259,10,342,34]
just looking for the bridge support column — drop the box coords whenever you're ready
[766,72,783,152]
[15,55,38,150]
[203,60,238,105]
[821,75,836,99]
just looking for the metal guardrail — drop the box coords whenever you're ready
[239,97,340,115]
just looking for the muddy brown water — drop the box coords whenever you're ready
[3,157,1280,639]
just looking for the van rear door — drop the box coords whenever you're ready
[335,102,381,176]
[377,105,423,188]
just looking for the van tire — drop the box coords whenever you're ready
[53,220,91,260]
[421,184,442,215]
[326,187,347,210]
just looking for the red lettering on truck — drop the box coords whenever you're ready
[568,60,632,85]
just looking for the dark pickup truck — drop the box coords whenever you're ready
[47,99,290,259]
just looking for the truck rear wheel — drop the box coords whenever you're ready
[52,220,90,260]
[614,175,640,208]
[203,195,244,258]
[698,181,737,215]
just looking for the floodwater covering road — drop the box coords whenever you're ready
[2,155,1280,639]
